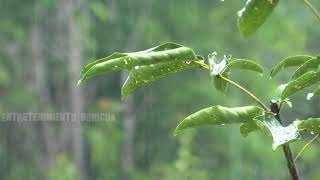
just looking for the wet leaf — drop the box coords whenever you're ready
[270,55,314,78]
[280,71,320,101]
[78,42,197,84]
[223,59,264,74]
[174,106,263,135]
[238,0,279,37]
[121,60,199,98]
[296,118,320,133]
[254,112,300,150]
[291,56,320,79]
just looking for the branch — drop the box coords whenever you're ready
[303,0,320,23]
[195,61,270,111]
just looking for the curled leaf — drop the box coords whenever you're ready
[174,105,263,136]
[291,56,320,80]
[270,55,314,78]
[280,71,320,101]
[223,59,264,74]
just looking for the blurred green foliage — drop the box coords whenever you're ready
[0,0,320,180]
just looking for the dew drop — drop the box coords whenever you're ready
[221,123,225,126]
[311,131,315,135]
[186,61,192,65]
[135,66,140,70]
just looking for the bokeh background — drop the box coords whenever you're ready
[0,0,320,180]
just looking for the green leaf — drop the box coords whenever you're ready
[280,71,320,101]
[270,55,314,78]
[307,87,320,100]
[291,56,320,80]
[296,118,320,133]
[78,42,197,84]
[121,60,200,97]
[223,59,264,74]
[238,0,279,37]
[254,112,300,150]
[174,106,264,136]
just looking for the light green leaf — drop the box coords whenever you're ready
[78,42,196,84]
[121,60,200,98]
[174,106,264,136]
[238,0,279,37]
[291,56,320,80]
[270,55,314,78]
[280,71,320,101]
[254,112,300,150]
[296,118,320,133]
[223,59,264,74]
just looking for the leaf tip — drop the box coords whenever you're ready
[77,80,82,86]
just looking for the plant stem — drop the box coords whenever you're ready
[270,102,300,180]
[294,134,319,162]
[219,76,270,111]
[195,61,270,111]
[303,0,320,23]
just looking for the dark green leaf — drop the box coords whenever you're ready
[78,42,197,84]
[223,59,264,74]
[238,0,279,37]
[254,112,300,150]
[121,60,199,97]
[291,56,320,79]
[296,118,320,133]
[280,71,320,101]
[270,55,314,78]
[174,106,263,136]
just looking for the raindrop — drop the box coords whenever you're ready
[311,131,315,135]
[186,61,192,65]
[135,66,140,70]
[221,123,225,126]
[124,59,128,65]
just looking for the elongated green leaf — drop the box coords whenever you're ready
[307,87,320,100]
[78,42,196,84]
[270,55,314,78]
[291,56,320,79]
[223,59,264,74]
[254,113,300,150]
[280,71,320,101]
[174,106,263,136]
[121,60,199,97]
[296,118,320,133]
[238,0,279,37]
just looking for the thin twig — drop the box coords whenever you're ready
[303,0,320,23]
[219,76,270,111]
[195,61,270,111]
[294,134,319,162]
